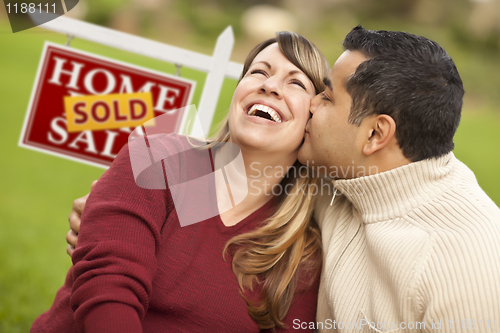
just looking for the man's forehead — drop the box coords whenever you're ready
[328,51,369,86]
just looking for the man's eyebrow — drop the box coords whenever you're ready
[323,77,332,90]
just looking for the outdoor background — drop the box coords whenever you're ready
[1,0,499,331]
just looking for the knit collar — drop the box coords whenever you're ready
[333,152,458,223]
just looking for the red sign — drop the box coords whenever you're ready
[19,42,195,168]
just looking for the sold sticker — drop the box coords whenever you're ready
[64,92,155,132]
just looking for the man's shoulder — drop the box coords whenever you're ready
[402,156,500,262]
[417,155,500,228]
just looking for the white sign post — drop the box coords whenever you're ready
[33,16,243,135]
[194,27,234,138]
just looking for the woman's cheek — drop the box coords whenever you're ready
[300,101,312,123]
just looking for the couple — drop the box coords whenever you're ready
[33,26,500,332]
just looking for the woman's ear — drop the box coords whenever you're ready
[362,114,396,156]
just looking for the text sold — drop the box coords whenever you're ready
[64,92,155,133]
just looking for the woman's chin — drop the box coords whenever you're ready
[236,137,271,152]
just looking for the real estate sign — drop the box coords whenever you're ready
[19,42,195,168]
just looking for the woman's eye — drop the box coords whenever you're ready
[250,69,267,76]
[291,79,306,90]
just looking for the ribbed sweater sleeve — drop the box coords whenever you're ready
[415,231,500,332]
[411,182,500,331]
[70,141,173,333]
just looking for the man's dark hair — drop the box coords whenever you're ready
[343,25,464,162]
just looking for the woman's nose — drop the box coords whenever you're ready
[260,77,283,99]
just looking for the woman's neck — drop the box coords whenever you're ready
[214,143,297,226]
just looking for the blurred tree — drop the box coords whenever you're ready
[346,0,473,26]
[350,0,416,19]
[84,0,130,26]
[465,0,500,50]
[174,0,245,43]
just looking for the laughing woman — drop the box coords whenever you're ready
[32,31,329,333]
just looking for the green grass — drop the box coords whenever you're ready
[0,18,499,332]
[454,110,500,203]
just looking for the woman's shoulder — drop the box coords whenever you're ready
[125,133,203,187]
[128,133,210,165]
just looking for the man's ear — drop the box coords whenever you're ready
[362,114,396,156]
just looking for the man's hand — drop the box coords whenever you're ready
[66,180,97,257]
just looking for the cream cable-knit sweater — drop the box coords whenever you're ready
[313,152,500,332]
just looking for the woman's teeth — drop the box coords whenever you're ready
[247,104,282,123]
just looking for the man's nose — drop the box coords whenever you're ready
[310,93,321,114]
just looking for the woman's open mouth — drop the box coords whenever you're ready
[247,104,282,123]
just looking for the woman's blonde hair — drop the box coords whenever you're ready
[211,31,330,329]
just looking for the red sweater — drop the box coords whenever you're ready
[32,135,319,333]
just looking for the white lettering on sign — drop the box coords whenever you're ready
[48,57,84,90]
[83,68,116,95]
[47,116,68,144]
[155,85,181,113]
[48,115,123,159]
[119,74,156,94]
